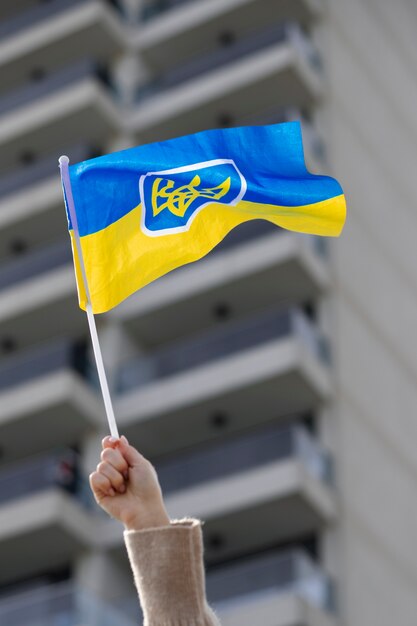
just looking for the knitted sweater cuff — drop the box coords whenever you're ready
[124,518,220,626]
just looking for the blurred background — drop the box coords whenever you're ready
[0,0,416,625]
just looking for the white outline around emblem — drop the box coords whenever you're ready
[139,159,247,237]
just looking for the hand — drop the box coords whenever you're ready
[89,435,170,531]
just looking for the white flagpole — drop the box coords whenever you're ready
[59,156,119,439]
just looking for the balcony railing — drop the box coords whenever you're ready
[117,307,330,393]
[207,549,334,613]
[135,22,322,102]
[0,581,136,626]
[0,0,124,41]
[0,144,99,200]
[0,450,93,510]
[0,338,89,392]
[141,0,192,21]
[0,59,114,118]
[156,423,331,494]
[0,240,71,291]
[0,0,84,40]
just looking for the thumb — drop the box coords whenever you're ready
[119,435,146,467]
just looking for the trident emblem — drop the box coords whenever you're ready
[151,175,232,218]
[139,159,247,236]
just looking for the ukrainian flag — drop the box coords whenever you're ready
[63,121,346,314]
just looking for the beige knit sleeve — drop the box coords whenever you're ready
[124,518,221,626]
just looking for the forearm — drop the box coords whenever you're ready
[124,518,221,626]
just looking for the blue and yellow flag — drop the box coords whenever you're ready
[64,121,346,313]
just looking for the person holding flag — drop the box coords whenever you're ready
[63,120,346,623]
[90,435,221,625]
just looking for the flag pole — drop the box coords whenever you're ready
[59,156,119,439]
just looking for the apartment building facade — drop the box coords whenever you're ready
[0,1,416,625]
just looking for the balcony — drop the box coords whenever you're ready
[0,581,136,626]
[157,422,331,493]
[137,0,323,71]
[0,0,125,94]
[0,240,71,291]
[0,144,98,259]
[0,239,83,350]
[208,549,336,626]
[112,227,329,347]
[0,144,101,258]
[0,450,91,508]
[0,59,120,172]
[117,308,330,391]
[0,339,101,464]
[129,22,323,143]
[153,423,335,560]
[0,143,96,203]
[115,308,332,457]
[0,452,99,582]
[0,491,99,587]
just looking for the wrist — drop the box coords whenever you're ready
[123,507,171,532]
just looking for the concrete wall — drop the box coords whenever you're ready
[320,0,417,624]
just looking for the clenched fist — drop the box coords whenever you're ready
[89,435,170,531]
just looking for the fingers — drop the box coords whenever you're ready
[102,435,121,450]
[91,449,128,497]
[97,461,126,493]
[102,435,146,468]
[101,446,129,475]
[91,435,145,502]
[89,470,115,498]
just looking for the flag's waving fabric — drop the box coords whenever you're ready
[64,122,346,313]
